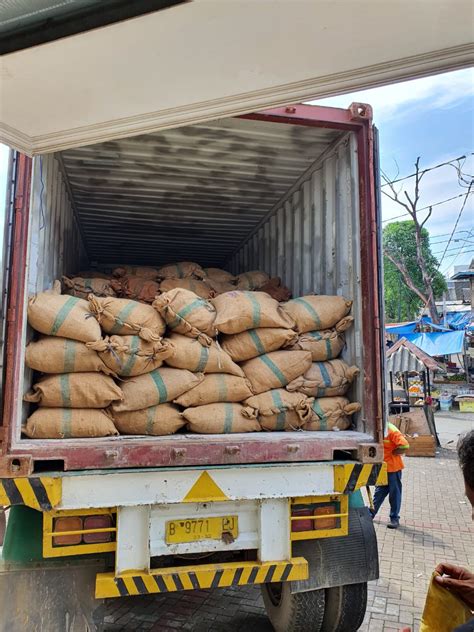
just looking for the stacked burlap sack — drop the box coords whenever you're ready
[23,264,361,438]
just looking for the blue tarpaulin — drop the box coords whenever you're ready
[385,322,417,335]
[404,330,465,356]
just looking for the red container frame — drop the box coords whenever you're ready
[0,103,383,477]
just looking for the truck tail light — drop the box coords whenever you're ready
[45,510,117,556]
[53,517,83,545]
[291,509,313,532]
[83,515,114,543]
[290,495,349,540]
[313,504,337,530]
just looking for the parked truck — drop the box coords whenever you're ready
[0,103,386,632]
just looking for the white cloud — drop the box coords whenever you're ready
[310,68,474,123]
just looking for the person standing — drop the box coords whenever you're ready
[371,421,409,529]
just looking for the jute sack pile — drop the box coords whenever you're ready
[286,359,360,397]
[157,262,205,280]
[245,389,314,431]
[153,289,217,345]
[159,278,215,299]
[240,350,312,395]
[204,268,236,283]
[288,316,354,361]
[212,291,295,335]
[88,296,165,342]
[77,271,110,279]
[112,266,159,280]
[221,327,298,362]
[62,276,116,299]
[28,282,101,343]
[303,397,362,431]
[282,295,353,333]
[24,373,123,408]
[204,278,236,295]
[174,374,253,407]
[110,277,160,304]
[25,336,114,375]
[111,403,185,435]
[183,403,260,433]
[24,408,118,438]
[235,271,269,290]
[165,334,243,376]
[112,367,204,412]
[90,335,173,377]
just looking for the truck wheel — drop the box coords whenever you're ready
[261,582,325,632]
[321,582,367,632]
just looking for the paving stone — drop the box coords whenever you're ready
[104,454,473,631]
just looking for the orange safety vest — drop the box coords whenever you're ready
[383,422,410,473]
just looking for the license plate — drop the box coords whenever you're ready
[165,516,238,543]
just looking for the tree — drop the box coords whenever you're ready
[383,221,447,322]
[382,157,446,324]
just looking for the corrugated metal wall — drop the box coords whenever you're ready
[27,154,87,295]
[228,133,364,413]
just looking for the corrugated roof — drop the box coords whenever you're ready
[60,117,341,267]
[386,337,443,373]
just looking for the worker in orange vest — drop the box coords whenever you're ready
[370,422,409,529]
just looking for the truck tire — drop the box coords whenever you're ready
[321,582,367,632]
[261,582,325,632]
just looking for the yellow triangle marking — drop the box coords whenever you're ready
[183,471,229,503]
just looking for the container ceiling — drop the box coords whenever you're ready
[60,117,341,267]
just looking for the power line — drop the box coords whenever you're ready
[437,182,473,269]
[381,153,473,188]
[381,191,472,223]
[440,230,474,274]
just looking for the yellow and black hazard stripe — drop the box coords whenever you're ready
[334,462,387,494]
[96,558,308,598]
[0,477,61,511]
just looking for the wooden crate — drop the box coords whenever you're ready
[405,435,436,457]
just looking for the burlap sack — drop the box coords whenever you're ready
[112,266,159,280]
[23,408,118,438]
[112,367,204,412]
[28,284,101,343]
[157,262,205,280]
[259,277,292,302]
[165,334,244,377]
[303,397,362,431]
[153,289,217,345]
[24,373,123,408]
[204,278,236,295]
[159,278,215,299]
[174,374,253,407]
[62,276,115,300]
[25,336,113,375]
[110,277,160,304]
[90,335,174,377]
[281,295,353,333]
[204,268,236,283]
[288,317,354,361]
[212,291,295,335]
[286,359,360,397]
[183,403,261,433]
[88,296,166,342]
[221,327,298,362]
[111,403,185,435]
[245,389,314,431]
[240,350,312,395]
[235,271,269,290]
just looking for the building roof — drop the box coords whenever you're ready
[452,270,474,280]
[386,337,444,372]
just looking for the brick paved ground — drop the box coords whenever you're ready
[104,452,473,632]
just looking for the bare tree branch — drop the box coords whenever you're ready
[384,251,429,305]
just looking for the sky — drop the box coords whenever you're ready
[313,67,474,277]
[0,67,473,274]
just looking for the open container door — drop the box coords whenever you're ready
[1,103,384,476]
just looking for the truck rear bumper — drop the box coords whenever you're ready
[96,557,308,598]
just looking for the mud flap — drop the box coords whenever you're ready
[290,506,379,593]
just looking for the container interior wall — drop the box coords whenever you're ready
[19,155,87,436]
[227,133,364,427]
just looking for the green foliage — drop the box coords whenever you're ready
[383,221,447,322]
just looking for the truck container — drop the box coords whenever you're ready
[1,103,386,632]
